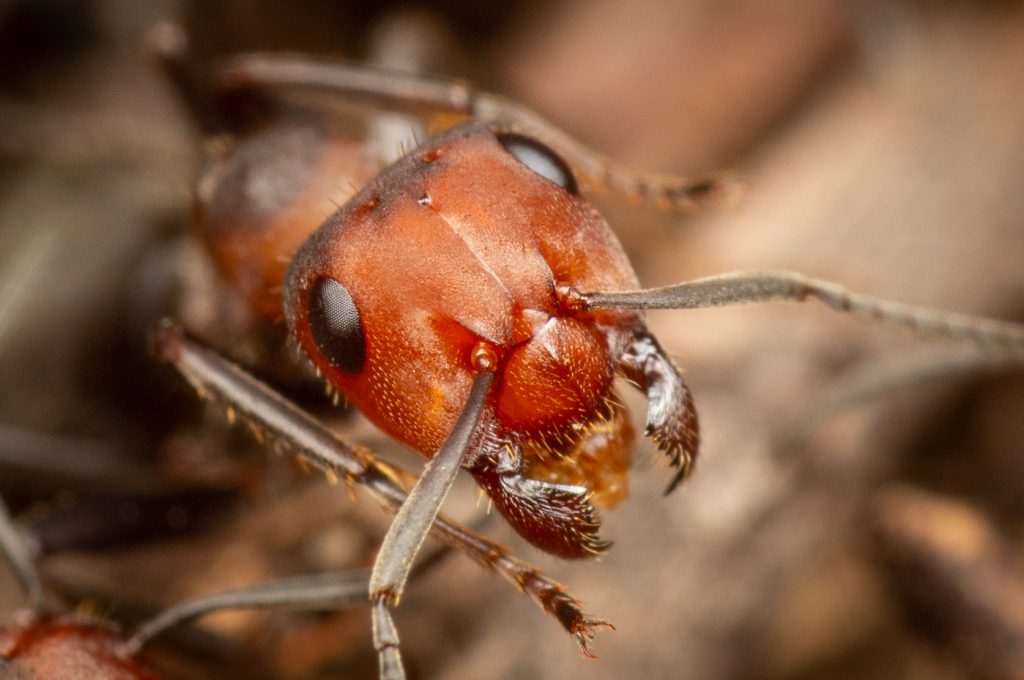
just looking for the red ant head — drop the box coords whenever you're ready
[284,122,642,476]
[1,615,158,680]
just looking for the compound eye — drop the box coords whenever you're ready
[307,277,365,374]
[497,132,578,194]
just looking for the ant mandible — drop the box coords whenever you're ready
[150,33,1024,680]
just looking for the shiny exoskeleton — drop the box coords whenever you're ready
[281,122,699,558]
[0,616,158,680]
[0,497,161,679]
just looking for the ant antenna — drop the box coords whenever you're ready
[579,270,1024,354]
[370,370,495,680]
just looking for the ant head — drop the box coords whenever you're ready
[0,501,158,679]
[283,122,638,456]
[1,616,159,680]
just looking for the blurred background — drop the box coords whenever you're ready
[1,0,1023,678]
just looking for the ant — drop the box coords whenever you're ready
[146,26,1024,680]
[0,492,162,678]
[0,483,456,678]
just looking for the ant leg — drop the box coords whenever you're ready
[579,269,1024,355]
[616,331,700,494]
[126,542,450,654]
[126,571,369,654]
[214,54,473,119]
[211,55,736,212]
[152,321,610,657]
[0,498,48,613]
[471,94,742,213]
[369,370,494,680]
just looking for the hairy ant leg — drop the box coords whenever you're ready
[152,322,609,659]
[210,54,738,212]
[150,19,430,165]
[215,54,471,121]
[578,269,1024,354]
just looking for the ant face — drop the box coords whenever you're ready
[270,114,704,562]
[285,122,644,487]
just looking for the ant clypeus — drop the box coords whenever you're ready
[142,25,1024,680]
